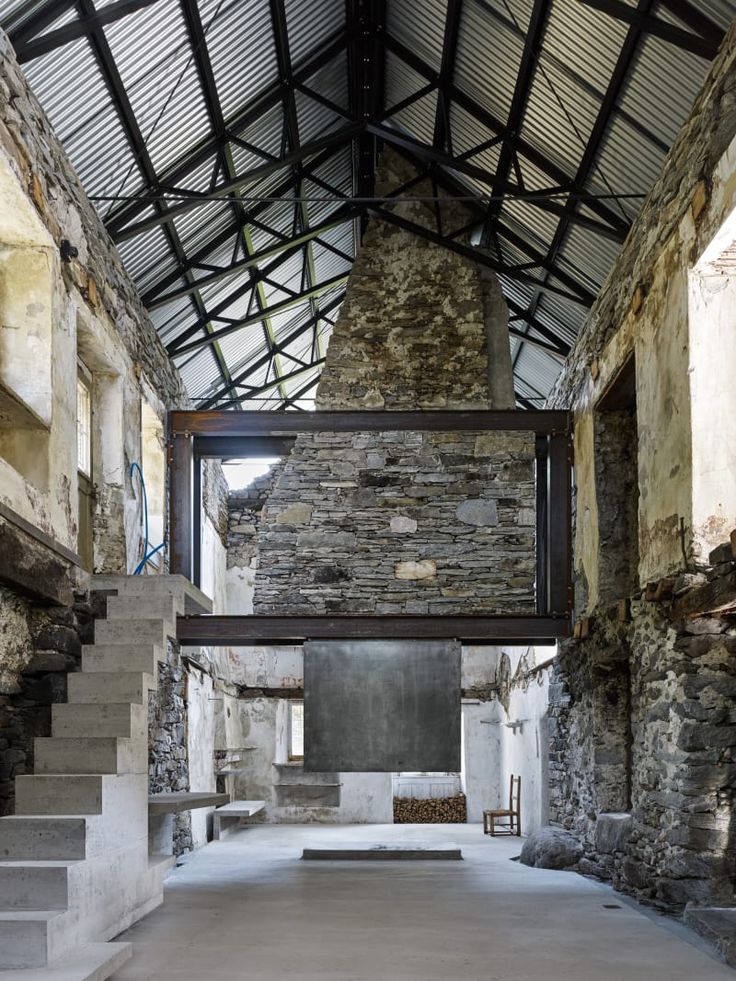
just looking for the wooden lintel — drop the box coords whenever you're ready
[176,614,569,646]
[672,572,736,619]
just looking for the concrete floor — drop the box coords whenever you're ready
[112,824,732,980]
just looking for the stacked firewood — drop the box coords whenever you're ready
[393,793,467,824]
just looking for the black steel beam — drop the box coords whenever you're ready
[199,292,345,408]
[170,408,572,436]
[433,0,464,151]
[481,0,551,247]
[13,0,163,62]
[110,124,362,242]
[170,273,349,358]
[103,27,352,234]
[368,205,595,306]
[176,614,570,645]
[579,0,720,59]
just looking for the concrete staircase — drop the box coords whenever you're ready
[0,575,211,980]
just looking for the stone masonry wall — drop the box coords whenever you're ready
[546,23,736,911]
[254,152,535,615]
[0,32,194,818]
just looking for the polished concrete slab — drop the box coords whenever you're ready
[111,824,733,981]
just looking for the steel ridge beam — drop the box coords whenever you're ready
[579,0,721,58]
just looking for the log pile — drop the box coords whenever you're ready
[393,793,467,824]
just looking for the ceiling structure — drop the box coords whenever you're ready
[1,0,734,411]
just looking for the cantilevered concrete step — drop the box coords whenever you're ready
[105,594,179,627]
[14,776,104,817]
[67,672,155,706]
[51,703,146,740]
[0,939,132,979]
[34,738,143,776]
[0,817,86,861]
[0,910,65,969]
[94,617,169,648]
[0,861,77,911]
[80,644,161,676]
[92,573,212,614]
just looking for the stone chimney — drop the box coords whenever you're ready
[253,152,536,615]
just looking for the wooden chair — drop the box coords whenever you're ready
[483,775,521,836]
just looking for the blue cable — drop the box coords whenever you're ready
[129,462,165,575]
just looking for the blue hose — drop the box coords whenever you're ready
[129,462,165,576]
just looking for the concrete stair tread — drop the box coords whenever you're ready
[0,941,132,980]
[92,573,212,614]
[0,861,81,868]
[0,911,65,921]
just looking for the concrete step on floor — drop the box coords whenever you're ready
[67,672,155,706]
[684,907,736,966]
[0,910,65,970]
[51,703,146,740]
[34,739,143,776]
[0,939,132,979]
[80,645,161,677]
[94,618,169,648]
[92,573,212,615]
[0,817,87,861]
[14,776,104,817]
[105,594,179,629]
[0,861,78,911]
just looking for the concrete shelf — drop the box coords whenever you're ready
[148,792,229,816]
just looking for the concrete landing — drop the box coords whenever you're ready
[110,824,735,981]
[0,942,131,981]
[302,846,463,860]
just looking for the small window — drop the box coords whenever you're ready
[288,701,304,761]
[77,372,92,478]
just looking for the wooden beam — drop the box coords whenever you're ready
[176,614,570,645]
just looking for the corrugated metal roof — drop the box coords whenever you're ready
[1,0,733,408]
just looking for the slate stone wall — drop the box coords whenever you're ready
[253,153,536,616]
[546,23,736,912]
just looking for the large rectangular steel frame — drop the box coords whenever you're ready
[168,409,573,645]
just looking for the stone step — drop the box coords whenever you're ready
[0,861,76,912]
[0,817,86,861]
[0,910,64,969]
[14,776,104,817]
[67,672,155,706]
[80,645,161,676]
[92,573,213,614]
[684,907,736,966]
[105,594,179,626]
[94,618,169,648]
[51,703,146,740]
[34,738,143,776]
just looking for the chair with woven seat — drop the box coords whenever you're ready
[483,774,521,836]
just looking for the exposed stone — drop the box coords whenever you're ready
[520,827,583,870]
[594,813,633,855]
[390,516,418,534]
[395,560,437,581]
[456,499,499,527]
[275,503,313,525]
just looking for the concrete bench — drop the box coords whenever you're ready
[149,792,230,857]
[213,800,265,840]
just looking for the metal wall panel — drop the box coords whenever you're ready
[304,639,461,772]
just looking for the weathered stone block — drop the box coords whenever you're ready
[594,812,633,854]
[520,826,583,870]
[395,560,436,581]
[456,499,498,527]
